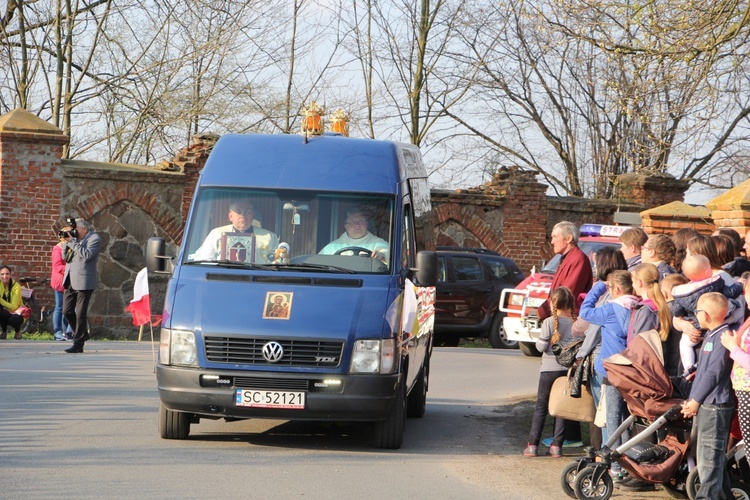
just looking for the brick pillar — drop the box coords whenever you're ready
[487,166,548,272]
[157,133,218,243]
[707,178,750,237]
[0,108,68,283]
[616,173,689,207]
[640,201,714,235]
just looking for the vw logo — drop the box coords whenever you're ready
[262,341,284,363]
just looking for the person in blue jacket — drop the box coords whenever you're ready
[579,270,640,481]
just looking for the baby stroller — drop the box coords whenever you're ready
[559,329,750,500]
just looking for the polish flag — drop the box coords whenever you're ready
[125,267,151,326]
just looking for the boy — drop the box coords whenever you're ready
[681,292,734,500]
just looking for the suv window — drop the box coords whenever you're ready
[486,258,509,279]
[453,257,483,282]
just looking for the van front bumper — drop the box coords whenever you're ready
[157,364,401,421]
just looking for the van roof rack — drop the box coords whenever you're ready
[436,246,502,256]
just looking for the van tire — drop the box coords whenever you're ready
[159,400,191,439]
[519,341,542,357]
[488,313,518,349]
[407,359,429,418]
[371,378,406,449]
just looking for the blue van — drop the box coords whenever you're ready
[146,133,438,449]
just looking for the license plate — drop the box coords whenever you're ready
[235,389,305,409]
[525,297,545,308]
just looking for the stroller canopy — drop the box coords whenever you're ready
[603,329,682,419]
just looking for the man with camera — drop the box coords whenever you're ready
[61,218,101,354]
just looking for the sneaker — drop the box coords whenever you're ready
[547,445,562,458]
[522,444,538,457]
[63,333,73,341]
[54,331,64,341]
[609,470,626,483]
[541,438,583,448]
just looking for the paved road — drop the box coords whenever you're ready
[0,341,669,499]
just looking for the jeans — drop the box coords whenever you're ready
[695,402,734,500]
[604,381,629,472]
[528,370,567,446]
[53,290,69,333]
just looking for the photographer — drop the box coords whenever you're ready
[61,218,101,354]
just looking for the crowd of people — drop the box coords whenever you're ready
[525,222,750,499]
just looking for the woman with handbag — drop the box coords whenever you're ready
[0,265,25,339]
[523,286,576,458]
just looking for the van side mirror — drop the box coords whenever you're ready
[414,251,437,287]
[146,237,174,275]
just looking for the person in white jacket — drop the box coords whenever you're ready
[319,208,389,263]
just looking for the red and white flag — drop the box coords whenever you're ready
[125,267,151,326]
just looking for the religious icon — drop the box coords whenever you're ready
[263,292,293,320]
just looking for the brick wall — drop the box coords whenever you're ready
[0,109,67,318]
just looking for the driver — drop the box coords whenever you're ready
[193,201,279,263]
[319,208,389,263]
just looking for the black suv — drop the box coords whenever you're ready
[434,247,526,348]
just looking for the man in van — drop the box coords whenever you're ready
[193,201,279,263]
[319,208,389,263]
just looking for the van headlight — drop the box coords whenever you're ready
[159,329,198,367]
[349,339,396,374]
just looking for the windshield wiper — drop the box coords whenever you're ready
[185,260,276,270]
[281,262,357,274]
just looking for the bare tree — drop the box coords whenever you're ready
[447,0,750,198]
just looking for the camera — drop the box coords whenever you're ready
[58,217,78,239]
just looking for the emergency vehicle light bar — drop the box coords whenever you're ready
[579,224,629,238]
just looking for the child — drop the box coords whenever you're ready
[523,286,576,459]
[681,292,734,500]
[673,254,741,374]
[660,273,690,377]
[628,263,672,345]
[580,270,640,480]
[721,278,750,459]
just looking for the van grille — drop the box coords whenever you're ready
[204,336,344,367]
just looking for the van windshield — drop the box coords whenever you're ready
[183,188,394,274]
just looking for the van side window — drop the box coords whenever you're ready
[401,204,415,269]
[453,257,482,282]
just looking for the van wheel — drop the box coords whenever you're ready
[158,400,191,439]
[407,358,429,418]
[371,378,406,449]
[519,341,542,357]
[488,313,518,349]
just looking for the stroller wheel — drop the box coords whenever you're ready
[731,480,750,500]
[573,465,613,500]
[561,460,589,499]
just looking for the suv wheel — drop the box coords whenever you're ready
[488,313,518,349]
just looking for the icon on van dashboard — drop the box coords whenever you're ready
[263,292,293,320]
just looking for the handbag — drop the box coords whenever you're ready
[13,306,31,319]
[548,369,596,422]
[551,336,585,368]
